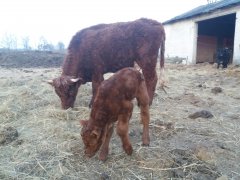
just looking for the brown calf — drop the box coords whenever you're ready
[80,67,150,161]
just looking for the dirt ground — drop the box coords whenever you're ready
[0,55,240,179]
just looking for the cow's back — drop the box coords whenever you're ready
[64,18,164,78]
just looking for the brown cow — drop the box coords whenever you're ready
[80,67,150,161]
[49,18,165,109]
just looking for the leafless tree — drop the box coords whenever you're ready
[0,33,18,49]
[56,41,65,51]
[22,36,31,50]
[37,36,54,51]
[207,0,218,4]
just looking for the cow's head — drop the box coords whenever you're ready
[80,120,103,157]
[48,76,82,109]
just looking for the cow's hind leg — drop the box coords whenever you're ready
[116,102,133,155]
[136,81,150,146]
[142,67,157,105]
[98,124,114,161]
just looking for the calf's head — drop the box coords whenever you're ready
[80,120,103,157]
[48,76,82,109]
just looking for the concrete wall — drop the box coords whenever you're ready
[233,10,240,64]
[164,21,197,64]
[164,6,240,65]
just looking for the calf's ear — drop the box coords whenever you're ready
[80,120,88,126]
[91,128,101,139]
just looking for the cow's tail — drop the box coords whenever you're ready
[159,31,166,90]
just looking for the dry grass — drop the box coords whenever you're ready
[0,63,240,179]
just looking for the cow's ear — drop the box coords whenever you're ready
[47,77,61,88]
[69,77,83,84]
[70,78,81,83]
[47,80,54,86]
[80,120,88,126]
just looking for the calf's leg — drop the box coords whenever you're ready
[116,102,133,155]
[98,124,114,161]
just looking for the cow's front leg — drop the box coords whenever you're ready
[89,73,104,108]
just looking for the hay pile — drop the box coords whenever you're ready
[0,63,240,179]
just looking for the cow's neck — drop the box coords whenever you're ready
[62,49,81,77]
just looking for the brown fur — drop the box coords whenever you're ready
[50,18,165,109]
[80,67,150,161]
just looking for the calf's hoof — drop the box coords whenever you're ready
[142,137,150,146]
[123,145,133,155]
[98,150,108,161]
[142,143,149,147]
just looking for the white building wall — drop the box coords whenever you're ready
[164,5,240,65]
[233,10,240,64]
[164,20,197,64]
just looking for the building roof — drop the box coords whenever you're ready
[164,0,240,24]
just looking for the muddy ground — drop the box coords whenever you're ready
[0,52,240,179]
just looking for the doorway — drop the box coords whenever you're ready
[196,13,236,63]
